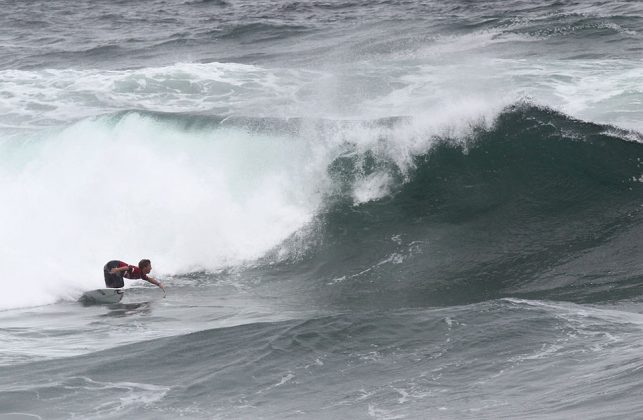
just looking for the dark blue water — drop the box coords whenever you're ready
[1,1,642,418]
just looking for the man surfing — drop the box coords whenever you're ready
[103,259,165,292]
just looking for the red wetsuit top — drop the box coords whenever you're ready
[118,261,149,281]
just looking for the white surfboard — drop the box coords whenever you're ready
[80,288,125,304]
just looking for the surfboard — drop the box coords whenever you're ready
[80,288,124,304]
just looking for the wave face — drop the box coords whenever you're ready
[1,1,643,419]
[271,105,643,309]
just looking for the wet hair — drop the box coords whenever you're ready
[138,259,151,270]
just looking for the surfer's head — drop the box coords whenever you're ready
[138,259,152,274]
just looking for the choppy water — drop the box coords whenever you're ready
[1,1,642,418]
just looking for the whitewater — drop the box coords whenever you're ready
[1,0,642,418]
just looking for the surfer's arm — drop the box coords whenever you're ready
[146,276,164,289]
[109,265,130,274]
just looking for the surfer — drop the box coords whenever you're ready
[103,259,165,291]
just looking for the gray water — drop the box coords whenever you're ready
[1,1,643,418]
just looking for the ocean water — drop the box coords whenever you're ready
[1,0,642,418]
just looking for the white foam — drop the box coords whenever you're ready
[3,56,641,134]
[0,113,326,310]
[352,172,394,204]
[0,63,326,131]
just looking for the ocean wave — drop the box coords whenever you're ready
[262,104,643,308]
[0,104,640,310]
